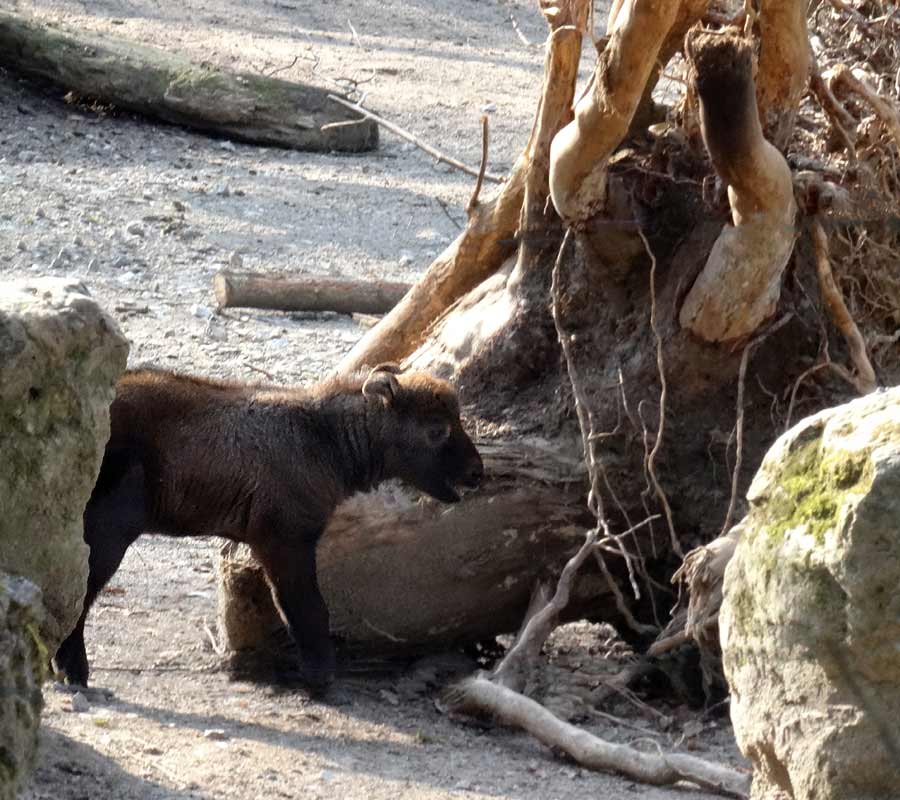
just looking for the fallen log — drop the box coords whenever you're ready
[0,10,378,152]
[216,438,613,659]
[213,270,411,315]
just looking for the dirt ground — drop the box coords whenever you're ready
[3,0,747,797]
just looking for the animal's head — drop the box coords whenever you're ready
[363,364,484,503]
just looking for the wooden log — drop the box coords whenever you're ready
[0,11,378,152]
[213,271,411,315]
[216,438,612,659]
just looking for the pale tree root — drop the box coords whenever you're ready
[755,0,811,149]
[548,0,682,225]
[366,0,589,379]
[443,676,751,798]
[828,64,900,149]
[337,0,587,375]
[810,220,878,394]
[679,31,797,343]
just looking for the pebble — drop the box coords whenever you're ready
[398,253,414,267]
[218,141,237,152]
[216,184,232,197]
[126,220,146,237]
[71,692,90,713]
[203,728,229,741]
[228,251,243,269]
[191,304,214,319]
[16,239,26,251]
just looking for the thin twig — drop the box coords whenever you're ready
[244,362,277,382]
[720,313,793,535]
[348,19,365,50]
[467,115,490,214]
[327,95,506,183]
[435,197,464,230]
[639,229,682,559]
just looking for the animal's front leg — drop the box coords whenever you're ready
[253,536,335,692]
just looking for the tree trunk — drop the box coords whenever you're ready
[0,10,377,152]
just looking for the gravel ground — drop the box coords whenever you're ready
[3,1,746,797]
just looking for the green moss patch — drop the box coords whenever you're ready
[761,438,874,546]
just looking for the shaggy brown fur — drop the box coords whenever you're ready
[54,366,483,691]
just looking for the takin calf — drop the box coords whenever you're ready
[53,364,484,692]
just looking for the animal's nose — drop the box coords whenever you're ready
[464,459,484,488]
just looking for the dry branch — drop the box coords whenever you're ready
[0,10,377,152]
[327,95,505,183]
[549,0,681,224]
[213,270,411,315]
[810,221,878,394]
[679,32,797,343]
[445,676,751,798]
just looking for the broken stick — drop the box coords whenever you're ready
[213,271,411,315]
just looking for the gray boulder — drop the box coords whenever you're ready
[0,574,44,800]
[0,278,128,653]
[721,387,900,800]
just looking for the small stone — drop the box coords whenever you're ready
[35,207,46,218]
[142,191,154,200]
[481,102,497,113]
[216,184,231,197]
[125,221,145,237]
[398,253,414,267]
[206,324,227,342]
[71,692,90,713]
[218,141,237,152]
[191,304,214,319]
[16,239,27,251]
[172,200,187,212]
[203,728,229,741]
[143,746,164,756]
[228,251,243,269]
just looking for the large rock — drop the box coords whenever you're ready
[720,387,900,800]
[0,279,128,653]
[0,574,44,800]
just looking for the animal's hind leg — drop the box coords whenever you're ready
[54,464,148,686]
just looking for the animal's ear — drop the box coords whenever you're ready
[362,364,402,407]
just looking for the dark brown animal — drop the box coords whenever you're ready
[53,364,484,691]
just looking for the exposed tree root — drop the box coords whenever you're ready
[444,676,751,798]
[679,31,797,343]
[828,64,900,150]
[810,220,878,394]
[548,0,681,224]
[755,0,811,149]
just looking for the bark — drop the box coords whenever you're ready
[0,10,377,152]
[679,32,797,343]
[213,271,411,315]
[217,438,606,657]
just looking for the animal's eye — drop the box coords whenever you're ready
[426,421,451,446]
